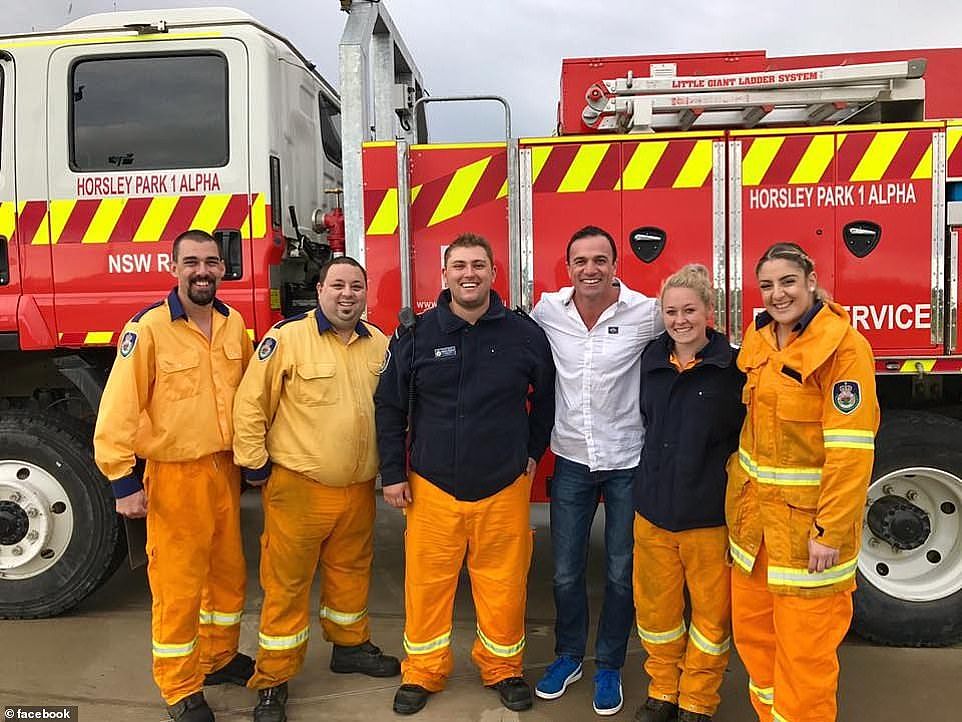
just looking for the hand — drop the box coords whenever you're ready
[116,490,147,519]
[526,457,537,479]
[808,538,840,573]
[384,482,413,509]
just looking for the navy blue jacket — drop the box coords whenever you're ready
[633,328,745,531]
[375,290,555,501]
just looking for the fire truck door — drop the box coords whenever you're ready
[730,130,838,344]
[45,38,253,347]
[0,56,19,346]
[833,124,943,355]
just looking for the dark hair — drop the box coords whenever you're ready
[172,229,221,260]
[566,225,617,263]
[318,256,368,285]
[443,233,494,266]
[755,242,815,277]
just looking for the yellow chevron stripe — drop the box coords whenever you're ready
[899,359,936,373]
[48,199,76,244]
[944,128,962,179]
[850,131,907,182]
[741,136,784,187]
[133,196,178,242]
[367,188,398,236]
[622,141,668,190]
[558,144,610,193]
[251,193,267,238]
[84,331,114,345]
[30,213,50,246]
[502,145,555,198]
[190,193,231,234]
[673,139,713,188]
[911,144,933,180]
[83,197,127,244]
[0,201,15,238]
[790,135,835,184]
[429,156,490,226]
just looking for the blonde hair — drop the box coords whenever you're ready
[660,264,714,310]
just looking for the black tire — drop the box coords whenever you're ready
[853,411,962,647]
[0,410,124,618]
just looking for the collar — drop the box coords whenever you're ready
[754,300,824,335]
[167,287,229,321]
[314,307,371,338]
[436,289,506,332]
[561,278,625,307]
[643,327,734,372]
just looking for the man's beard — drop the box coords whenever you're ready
[187,278,217,305]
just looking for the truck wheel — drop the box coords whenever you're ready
[0,411,123,618]
[854,411,962,646]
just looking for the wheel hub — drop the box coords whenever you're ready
[867,494,932,550]
[0,500,30,545]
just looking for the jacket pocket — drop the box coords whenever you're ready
[158,352,200,401]
[787,502,817,565]
[293,362,339,406]
[222,341,245,388]
[775,390,824,466]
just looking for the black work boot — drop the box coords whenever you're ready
[330,640,401,677]
[635,697,679,722]
[253,682,288,722]
[486,676,533,712]
[678,710,712,722]
[204,652,255,686]
[393,684,431,715]
[167,691,214,722]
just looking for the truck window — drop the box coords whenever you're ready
[70,54,228,171]
[319,94,342,168]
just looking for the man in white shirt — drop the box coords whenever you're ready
[530,225,662,717]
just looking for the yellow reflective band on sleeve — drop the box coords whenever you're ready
[152,636,198,659]
[403,630,451,655]
[319,606,367,626]
[749,680,774,706]
[729,538,756,574]
[637,621,687,645]
[476,627,525,658]
[767,556,859,588]
[773,708,793,722]
[199,608,243,627]
[688,624,731,656]
[822,428,875,450]
[258,625,311,651]
[738,448,822,486]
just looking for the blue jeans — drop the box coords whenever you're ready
[549,455,636,670]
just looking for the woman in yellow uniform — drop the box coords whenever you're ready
[632,265,744,722]
[728,242,879,722]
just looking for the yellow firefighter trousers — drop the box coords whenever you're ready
[248,466,375,689]
[633,514,731,715]
[731,542,853,722]
[145,452,246,705]
[401,472,533,691]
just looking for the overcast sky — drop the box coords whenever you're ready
[9,0,959,140]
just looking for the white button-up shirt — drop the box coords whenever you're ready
[531,280,663,471]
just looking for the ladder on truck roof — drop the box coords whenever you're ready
[582,59,927,132]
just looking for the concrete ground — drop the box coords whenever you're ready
[2,493,961,721]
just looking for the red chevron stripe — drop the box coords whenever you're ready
[834,132,875,182]
[15,201,47,244]
[218,193,251,232]
[532,144,579,193]
[882,131,931,180]
[463,152,507,214]
[646,140,695,188]
[58,199,101,244]
[587,144,623,192]
[159,195,205,243]
[108,197,152,243]
[760,135,812,186]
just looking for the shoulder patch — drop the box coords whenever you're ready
[832,380,861,414]
[257,337,278,361]
[119,331,138,358]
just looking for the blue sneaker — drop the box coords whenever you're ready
[593,669,623,716]
[535,655,583,700]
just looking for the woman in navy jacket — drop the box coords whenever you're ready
[632,265,745,722]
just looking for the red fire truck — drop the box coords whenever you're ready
[341,4,962,648]
[1,1,961,652]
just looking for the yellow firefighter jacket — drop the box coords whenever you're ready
[232,308,388,486]
[93,289,252,496]
[726,301,879,596]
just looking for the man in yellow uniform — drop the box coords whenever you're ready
[233,257,400,722]
[94,229,254,722]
